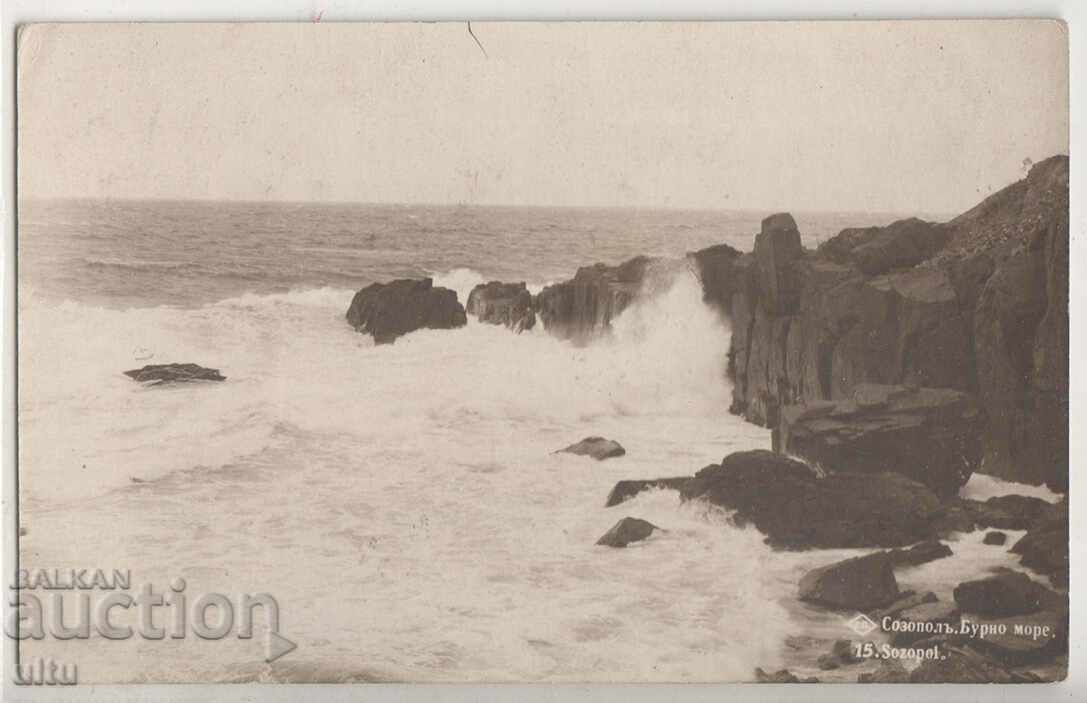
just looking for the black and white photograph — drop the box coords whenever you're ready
[11,19,1070,686]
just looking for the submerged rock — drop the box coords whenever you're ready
[775,384,982,496]
[682,450,946,549]
[797,552,899,611]
[465,281,536,332]
[345,277,466,344]
[952,571,1064,617]
[984,531,1008,546]
[557,437,626,461]
[604,477,690,507]
[124,363,226,385]
[595,517,658,548]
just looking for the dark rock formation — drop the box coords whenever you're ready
[688,242,742,314]
[885,540,952,567]
[953,571,1064,617]
[557,437,626,461]
[726,156,1068,490]
[984,531,1008,546]
[797,552,899,611]
[681,450,947,549]
[775,384,981,496]
[754,668,819,684]
[817,217,950,276]
[346,277,466,344]
[595,517,658,548]
[124,363,225,385]
[534,256,654,342]
[1011,499,1068,587]
[958,495,1050,530]
[604,478,689,507]
[465,281,536,332]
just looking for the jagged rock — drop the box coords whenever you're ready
[817,218,951,276]
[689,242,742,314]
[908,647,1017,683]
[727,156,1068,490]
[754,667,819,683]
[798,552,899,611]
[953,571,1064,617]
[604,478,689,507]
[557,437,626,461]
[774,384,981,496]
[465,281,536,332]
[596,517,658,548]
[885,540,952,567]
[682,450,947,549]
[984,531,1008,546]
[1011,499,1068,587]
[534,256,654,342]
[754,213,805,315]
[345,277,466,344]
[124,363,225,385]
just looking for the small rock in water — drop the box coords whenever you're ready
[595,517,657,548]
[124,363,226,385]
[885,539,953,566]
[558,436,625,461]
[604,477,689,507]
[984,531,1008,546]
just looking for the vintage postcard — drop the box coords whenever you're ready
[12,20,1069,686]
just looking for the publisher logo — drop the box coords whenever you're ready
[847,613,878,636]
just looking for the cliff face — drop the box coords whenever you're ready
[716,156,1068,489]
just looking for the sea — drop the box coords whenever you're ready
[15,199,1062,683]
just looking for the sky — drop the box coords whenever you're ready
[16,20,1069,213]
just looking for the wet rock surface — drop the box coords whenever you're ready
[595,517,658,548]
[557,437,626,461]
[346,277,466,344]
[124,363,226,385]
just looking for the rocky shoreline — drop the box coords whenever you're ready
[328,155,1068,682]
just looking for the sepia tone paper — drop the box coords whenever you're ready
[13,20,1069,685]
